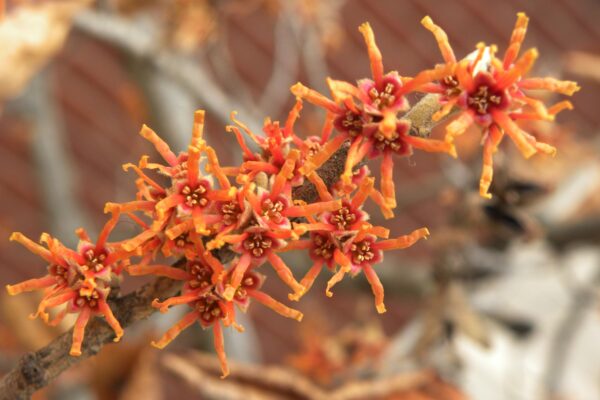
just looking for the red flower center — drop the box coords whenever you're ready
[328,204,359,230]
[181,182,210,209]
[83,248,108,273]
[243,232,274,258]
[75,288,101,310]
[372,130,409,154]
[261,197,287,224]
[441,75,461,97]
[194,295,223,324]
[188,262,213,290]
[468,85,504,115]
[48,264,69,285]
[174,232,193,248]
[220,201,242,226]
[311,233,335,261]
[234,273,260,301]
[350,239,376,266]
[368,81,399,110]
[335,110,363,137]
[466,74,508,116]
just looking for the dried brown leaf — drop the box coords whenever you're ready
[0,0,91,101]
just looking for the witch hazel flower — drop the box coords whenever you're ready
[6,211,126,356]
[327,227,430,314]
[212,216,305,302]
[421,13,580,198]
[352,22,452,139]
[226,100,308,185]
[292,22,454,210]
[284,176,429,312]
[207,159,341,301]
[108,110,234,254]
[129,255,231,376]
[129,242,302,378]
[285,178,384,298]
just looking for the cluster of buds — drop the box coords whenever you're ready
[5,13,577,378]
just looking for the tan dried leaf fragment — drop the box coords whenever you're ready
[0,0,91,102]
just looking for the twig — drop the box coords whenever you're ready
[162,351,443,400]
[0,84,445,400]
[403,94,443,138]
[26,71,91,242]
[547,215,600,249]
[257,5,300,115]
[72,10,263,131]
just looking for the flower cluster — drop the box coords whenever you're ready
[5,13,577,378]
[420,13,579,198]
[6,213,128,356]
[293,14,578,201]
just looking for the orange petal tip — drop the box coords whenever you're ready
[5,285,17,296]
[9,232,22,242]
[139,124,153,137]
[150,341,166,350]
[358,21,372,34]
[288,293,301,302]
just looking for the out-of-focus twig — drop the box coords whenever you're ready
[25,71,90,242]
[73,10,262,130]
[543,264,600,395]
[163,351,464,400]
[257,4,300,115]
[565,51,600,82]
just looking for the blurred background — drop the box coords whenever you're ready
[1,0,600,399]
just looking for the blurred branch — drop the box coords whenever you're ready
[547,215,600,248]
[26,71,90,242]
[72,10,263,130]
[205,29,258,115]
[163,351,458,400]
[543,264,600,395]
[257,5,300,114]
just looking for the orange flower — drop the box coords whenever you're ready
[421,13,580,198]
[292,22,454,209]
[6,211,126,356]
[325,227,429,313]
[109,110,234,255]
[211,221,305,301]
[131,250,302,378]
[283,177,427,312]
[226,100,306,185]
